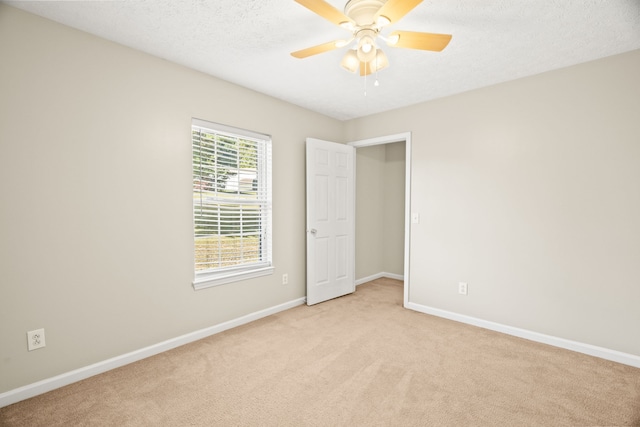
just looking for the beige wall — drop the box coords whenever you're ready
[346,49,640,356]
[382,142,405,275]
[355,142,405,280]
[0,5,344,393]
[355,145,386,279]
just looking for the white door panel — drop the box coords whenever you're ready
[306,138,355,305]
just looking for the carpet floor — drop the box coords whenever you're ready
[1,278,639,426]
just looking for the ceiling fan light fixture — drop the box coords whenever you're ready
[378,49,389,67]
[386,33,400,46]
[359,48,389,76]
[339,21,354,31]
[357,34,376,62]
[376,15,391,27]
[290,0,452,79]
[357,46,376,62]
[340,49,360,73]
[371,48,389,72]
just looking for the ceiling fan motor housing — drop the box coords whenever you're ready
[344,0,386,27]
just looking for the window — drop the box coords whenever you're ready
[192,119,273,289]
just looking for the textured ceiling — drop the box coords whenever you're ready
[4,0,640,120]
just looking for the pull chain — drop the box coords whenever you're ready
[374,54,380,87]
[364,62,368,96]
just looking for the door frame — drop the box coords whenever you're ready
[348,132,411,307]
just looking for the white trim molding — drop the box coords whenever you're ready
[193,266,274,290]
[356,272,404,286]
[405,301,640,369]
[0,297,306,408]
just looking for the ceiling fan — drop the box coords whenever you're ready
[291,0,452,76]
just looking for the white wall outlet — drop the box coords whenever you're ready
[27,328,46,351]
[411,212,420,224]
[282,273,288,285]
[458,282,468,295]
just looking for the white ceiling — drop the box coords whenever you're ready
[5,0,640,120]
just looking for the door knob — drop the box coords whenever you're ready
[309,228,317,234]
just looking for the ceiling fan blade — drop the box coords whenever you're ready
[295,0,354,27]
[291,40,342,58]
[375,0,422,25]
[388,31,452,51]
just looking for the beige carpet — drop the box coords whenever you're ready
[2,278,640,426]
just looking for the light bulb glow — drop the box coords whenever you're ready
[357,35,376,62]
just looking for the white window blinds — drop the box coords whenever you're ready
[192,119,273,289]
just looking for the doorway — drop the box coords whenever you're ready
[349,133,411,306]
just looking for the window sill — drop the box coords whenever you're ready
[192,266,274,290]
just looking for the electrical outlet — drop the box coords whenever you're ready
[282,273,288,285]
[458,282,468,295]
[27,328,46,351]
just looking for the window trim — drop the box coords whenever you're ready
[193,265,275,290]
[191,118,273,290]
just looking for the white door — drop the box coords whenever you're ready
[306,138,355,305]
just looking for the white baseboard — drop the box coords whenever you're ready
[405,301,640,369]
[356,272,404,286]
[0,297,307,408]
